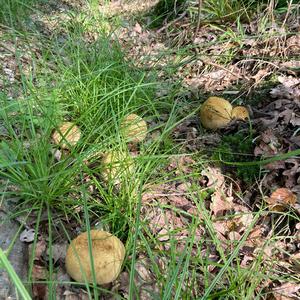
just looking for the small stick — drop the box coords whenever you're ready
[202,59,246,80]
[157,11,187,33]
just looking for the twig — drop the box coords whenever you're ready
[235,58,280,70]
[282,0,293,29]
[157,11,187,33]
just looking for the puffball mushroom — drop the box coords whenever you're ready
[199,97,233,130]
[120,114,147,143]
[231,106,249,121]
[65,230,125,285]
[101,150,134,184]
[52,122,81,149]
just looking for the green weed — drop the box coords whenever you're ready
[213,132,260,183]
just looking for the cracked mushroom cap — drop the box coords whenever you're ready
[231,106,250,121]
[52,122,81,149]
[65,230,125,285]
[199,97,233,130]
[120,114,147,143]
[101,150,134,184]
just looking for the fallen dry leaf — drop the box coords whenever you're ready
[228,231,241,242]
[266,188,297,212]
[210,190,234,216]
[212,221,227,238]
[270,76,300,101]
[244,226,264,248]
[183,65,242,92]
[272,282,300,299]
[167,156,196,175]
[201,166,225,190]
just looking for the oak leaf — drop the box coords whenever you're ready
[266,188,297,212]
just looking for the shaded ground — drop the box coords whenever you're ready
[0,0,299,299]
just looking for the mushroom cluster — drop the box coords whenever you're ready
[55,114,148,285]
[65,230,125,285]
[199,97,250,130]
[95,113,147,184]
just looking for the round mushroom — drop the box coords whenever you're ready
[101,150,134,185]
[231,106,250,121]
[52,122,81,149]
[120,114,147,143]
[199,97,233,130]
[65,230,125,285]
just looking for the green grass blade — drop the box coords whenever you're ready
[0,247,31,300]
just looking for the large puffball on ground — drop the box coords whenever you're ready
[199,97,233,130]
[120,114,147,143]
[231,106,250,121]
[65,230,125,285]
[52,122,81,149]
[101,150,134,185]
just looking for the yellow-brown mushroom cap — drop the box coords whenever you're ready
[52,122,81,149]
[231,106,250,121]
[199,97,233,130]
[65,230,125,285]
[101,150,134,184]
[120,114,147,143]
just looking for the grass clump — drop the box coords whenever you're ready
[0,0,40,29]
[0,25,175,296]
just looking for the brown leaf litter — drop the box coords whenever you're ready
[137,68,300,293]
[107,3,300,94]
[253,76,300,196]
[0,30,42,97]
[142,162,245,253]
[183,65,244,92]
[138,151,299,297]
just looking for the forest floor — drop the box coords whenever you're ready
[0,0,299,299]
